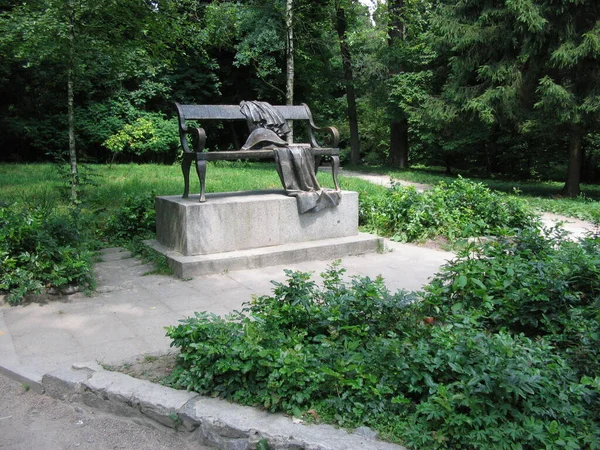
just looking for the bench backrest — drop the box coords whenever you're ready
[175,102,339,152]
[175,103,313,122]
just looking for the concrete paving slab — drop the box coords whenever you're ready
[0,236,451,449]
[0,238,452,373]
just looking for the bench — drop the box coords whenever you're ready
[175,103,341,202]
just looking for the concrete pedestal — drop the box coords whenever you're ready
[148,190,382,277]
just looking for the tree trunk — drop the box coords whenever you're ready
[67,2,78,202]
[335,5,360,165]
[285,0,294,144]
[387,0,409,168]
[389,120,408,167]
[562,125,584,197]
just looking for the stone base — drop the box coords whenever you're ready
[156,190,359,256]
[151,190,382,277]
[147,233,382,278]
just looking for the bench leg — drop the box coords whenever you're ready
[195,159,207,202]
[331,155,341,191]
[182,156,192,198]
[314,155,323,175]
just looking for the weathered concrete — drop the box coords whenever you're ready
[1,244,453,374]
[153,189,383,278]
[156,190,359,256]
[38,363,406,450]
[0,242,450,450]
[148,233,382,278]
[79,366,200,430]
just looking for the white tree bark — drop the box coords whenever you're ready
[285,0,294,143]
[67,0,78,201]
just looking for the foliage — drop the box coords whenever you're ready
[103,114,179,159]
[421,226,600,378]
[0,202,94,304]
[101,193,156,245]
[359,177,535,242]
[425,0,600,194]
[166,259,600,449]
[99,191,171,276]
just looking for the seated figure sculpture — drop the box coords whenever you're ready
[174,100,341,205]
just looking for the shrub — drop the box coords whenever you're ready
[165,262,599,449]
[0,203,94,304]
[421,226,600,378]
[103,114,179,160]
[359,176,536,242]
[385,326,598,449]
[101,193,156,244]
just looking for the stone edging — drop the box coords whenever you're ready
[4,361,407,450]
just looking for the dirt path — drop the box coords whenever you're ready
[0,374,212,450]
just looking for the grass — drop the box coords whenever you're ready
[3,161,599,224]
[0,161,386,212]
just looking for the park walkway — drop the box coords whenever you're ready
[1,243,453,375]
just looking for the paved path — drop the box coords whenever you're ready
[1,243,453,375]
[339,169,431,191]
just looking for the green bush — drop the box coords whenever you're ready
[165,261,599,449]
[385,326,598,449]
[0,204,94,304]
[101,193,156,244]
[103,114,179,159]
[421,227,600,376]
[359,176,536,242]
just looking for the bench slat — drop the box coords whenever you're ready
[178,104,311,121]
[186,148,339,162]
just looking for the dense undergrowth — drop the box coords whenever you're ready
[165,229,600,449]
[347,164,600,224]
[0,203,96,304]
[1,167,539,303]
[359,177,536,242]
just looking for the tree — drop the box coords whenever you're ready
[0,0,167,198]
[285,0,295,143]
[387,0,409,168]
[334,0,361,165]
[430,0,600,196]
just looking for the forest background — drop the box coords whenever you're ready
[1,0,599,198]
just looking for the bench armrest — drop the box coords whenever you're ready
[179,126,207,154]
[310,124,340,148]
[302,103,340,148]
[176,102,207,153]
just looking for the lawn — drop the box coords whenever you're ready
[0,162,386,212]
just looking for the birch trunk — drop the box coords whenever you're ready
[285,0,294,144]
[67,1,78,201]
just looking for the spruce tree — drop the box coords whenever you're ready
[431,0,600,195]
